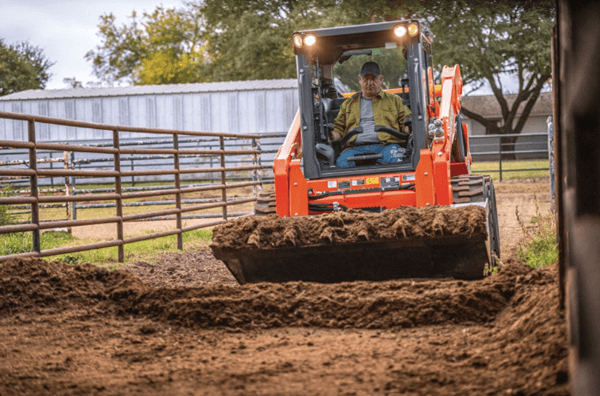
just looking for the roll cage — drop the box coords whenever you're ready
[293,20,434,180]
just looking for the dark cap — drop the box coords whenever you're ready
[360,62,381,77]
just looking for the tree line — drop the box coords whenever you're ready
[1,0,554,139]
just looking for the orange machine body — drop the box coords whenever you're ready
[273,65,471,218]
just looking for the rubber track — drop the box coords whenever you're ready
[254,192,276,216]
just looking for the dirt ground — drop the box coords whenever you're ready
[494,180,551,257]
[0,179,566,395]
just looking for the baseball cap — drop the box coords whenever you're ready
[360,62,381,77]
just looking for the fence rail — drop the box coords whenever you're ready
[0,110,262,263]
[1,109,552,263]
[469,132,550,181]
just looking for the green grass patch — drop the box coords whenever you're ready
[471,160,549,180]
[0,228,213,267]
[515,204,558,269]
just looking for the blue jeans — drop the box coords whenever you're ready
[336,144,405,168]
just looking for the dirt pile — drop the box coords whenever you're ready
[126,250,237,287]
[1,256,548,331]
[211,205,487,250]
[0,258,144,316]
[0,256,567,395]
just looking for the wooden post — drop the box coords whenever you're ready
[113,129,124,262]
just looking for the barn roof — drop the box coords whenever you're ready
[0,79,299,101]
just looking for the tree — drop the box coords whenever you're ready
[425,0,554,158]
[196,0,358,81]
[85,5,205,85]
[362,0,554,158]
[86,0,554,156]
[0,39,54,96]
[63,77,84,89]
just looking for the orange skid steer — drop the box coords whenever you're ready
[211,20,500,283]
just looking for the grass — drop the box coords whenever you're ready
[515,199,558,269]
[1,185,20,226]
[0,228,213,268]
[471,159,549,180]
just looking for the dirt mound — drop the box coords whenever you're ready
[0,256,567,395]
[0,258,144,316]
[125,249,237,287]
[1,256,542,331]
[211,205,487,250]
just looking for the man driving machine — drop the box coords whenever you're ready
[331,61,412,168]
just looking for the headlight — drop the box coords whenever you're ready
[292,34,303,48]
[394,25,407,37]
[408,23,419,37]
[304,34,316,46]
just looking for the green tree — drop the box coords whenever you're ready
[86,0,554,156]
[196,0,358,81]
[63,77,84,89]
[425,0,554,158]
[85,5,205,85]
[0,39,54,96]
[361,0,554,157]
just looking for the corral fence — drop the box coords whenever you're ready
[0,110,264,263]
[0,109,553,263]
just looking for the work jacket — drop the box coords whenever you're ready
[333,90,411,148]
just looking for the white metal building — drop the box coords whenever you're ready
[0,79,299,142]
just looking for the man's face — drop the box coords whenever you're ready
[359,74,383,98]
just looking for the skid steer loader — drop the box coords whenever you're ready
[211,20,501,283]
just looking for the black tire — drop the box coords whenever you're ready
[254,192,276,216]
[484,176,501,265]
[451,174,501,270]
[452,113,467,164]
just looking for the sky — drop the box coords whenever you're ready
[0,0,184,89]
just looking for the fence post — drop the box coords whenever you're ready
[113,129,124,263]
[131,158,135,187]
[498,137,503,182]
[252,137,263,197]
[547,116,556,211]
[209,145,214,184]
[70,151,77,220]
[251,137,257,198]
[63,150,72,234]
[27,120,40,255]
[220,136,228,221]
[173,133,183,250]
[49,152,54,189]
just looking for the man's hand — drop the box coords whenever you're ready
[330,131,342,141]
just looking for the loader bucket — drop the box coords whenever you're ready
[210,204,492,284]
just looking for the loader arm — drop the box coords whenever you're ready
[416,64,465,206]
[273,109,302,217]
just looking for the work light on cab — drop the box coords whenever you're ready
[292,34,303,48]
[394,25,407,37]
[304,34,316,46]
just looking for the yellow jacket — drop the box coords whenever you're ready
[333,90,411,147]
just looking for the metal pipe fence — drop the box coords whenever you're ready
[469,132,550,181]
[0,110,262,263]
[1,109,552,263]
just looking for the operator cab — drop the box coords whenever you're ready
[292,20,434,180]
[316,46,412,168]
